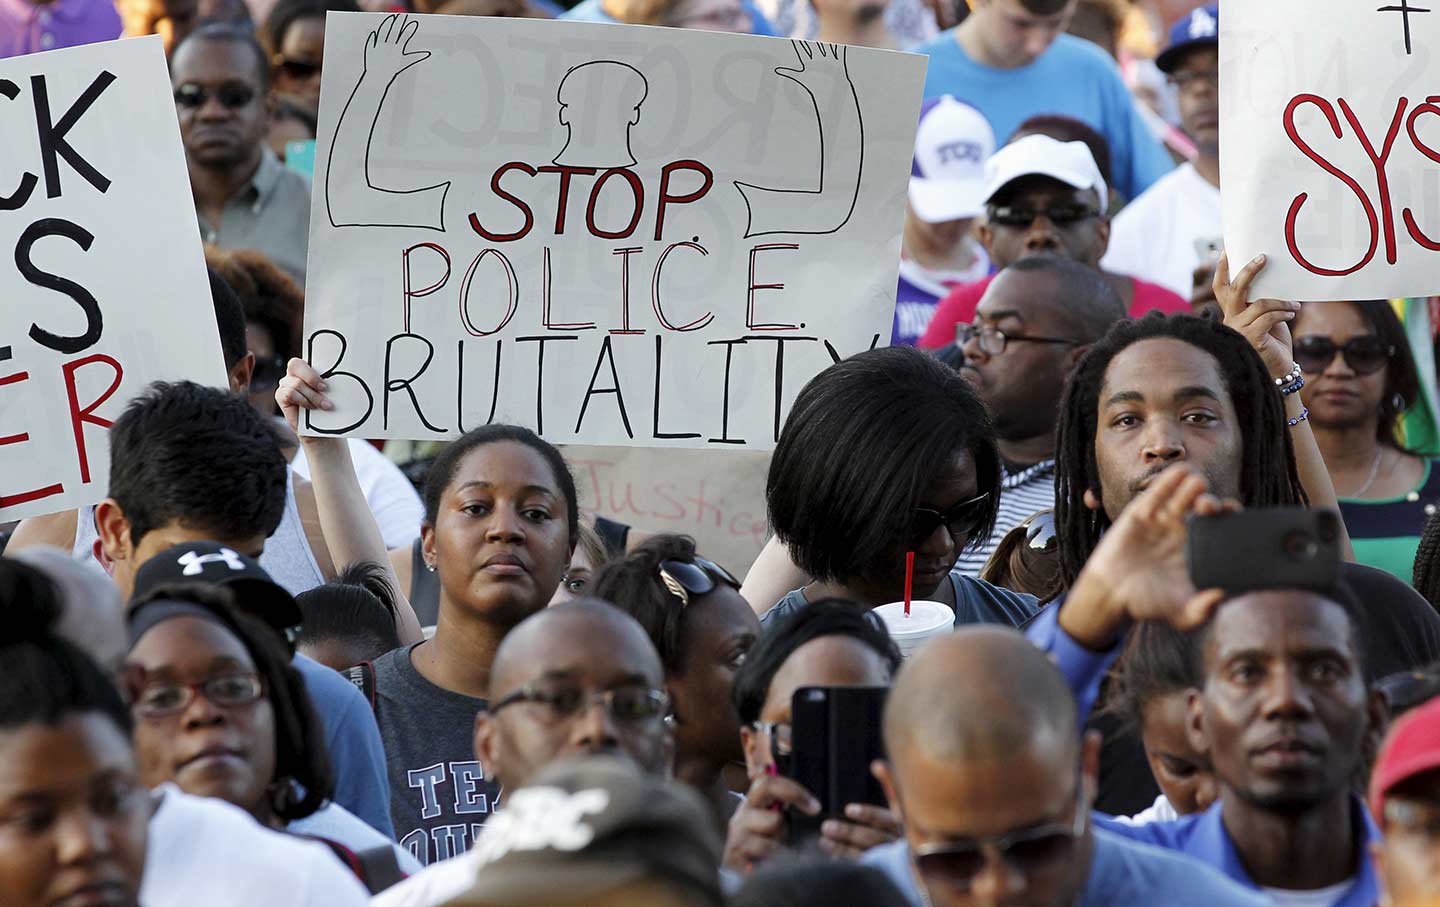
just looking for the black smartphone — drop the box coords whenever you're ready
[784,685,889,843]
[1187,508,1342,593]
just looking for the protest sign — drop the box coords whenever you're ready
[1222,1,1440,300]
[302,14,925,448]
[0,36,227,522]
[566,444,771,574]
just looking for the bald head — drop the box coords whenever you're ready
[884,627,1077,766]
[998,257,1127,344]
[490,598,664,697]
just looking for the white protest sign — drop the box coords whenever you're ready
[1222,1,1440,300]
[302,13,925,448]
[0,36,227,522]
[566,444,771,574]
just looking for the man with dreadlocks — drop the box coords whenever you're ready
[1026,254,1440,816]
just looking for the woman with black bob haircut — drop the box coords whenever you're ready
[760,346,1038,626]
[589,534,759,832]
[0,559,150,907]
[279,359,579,854]
[723,599,903,872]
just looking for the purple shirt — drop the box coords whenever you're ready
[891,245,990,347]
[0,0,121,58]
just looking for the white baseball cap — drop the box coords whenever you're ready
[980,134,1109,212]
[908,96,997,224]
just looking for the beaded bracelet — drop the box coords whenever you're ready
[1280,374,1305,397]
[1287,407,1309,427]
[1274,361,1302,388]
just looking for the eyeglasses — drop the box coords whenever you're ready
[250,353,289,390]
[912,784,1088,890]
[1167,69,1219,91]
[657,556,740,606]
[489,682,670,726]
[956,324,1077,356]
[132,672,266,719]
[275,57,321,80]
[1293,335,1395,376]
[987,204,1099,229]
[174,82,257,110]
[1023,510,1057,552]
[752,720,793,774]
[1384,799,1440,840]
[910,492,992,546]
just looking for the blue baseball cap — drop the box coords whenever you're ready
[1156,4,1218,74]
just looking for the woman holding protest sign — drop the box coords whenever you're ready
[277,358,577,855]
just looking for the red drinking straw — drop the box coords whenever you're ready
[904,551,914,617]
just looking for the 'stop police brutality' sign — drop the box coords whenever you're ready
[302,14,926,448]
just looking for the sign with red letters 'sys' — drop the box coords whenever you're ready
[1223,1,1440,299]
[0,36,227,521]
[302,14,925,448]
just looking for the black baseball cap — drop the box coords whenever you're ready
[445,756,724,907]
[130,541,302,635]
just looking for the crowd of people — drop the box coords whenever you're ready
[6,0,1440,905]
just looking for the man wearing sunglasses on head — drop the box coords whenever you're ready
[917,134,1188,351]
[865,625,1268,907]
[172,22,311,287]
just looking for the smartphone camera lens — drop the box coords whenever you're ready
[1282,530,1319,561]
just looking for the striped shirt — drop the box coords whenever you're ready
[955,460,1057,576]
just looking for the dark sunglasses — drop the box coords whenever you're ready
[1294,335,1395,376]
[657,556,740,606]
[913,784,1087,890]
[250,353,289,389]
[910,493,991,546]
[987,203,1098,229]
[174,82,257,109]
[1023,510,1057,552]
[276,57,322,80]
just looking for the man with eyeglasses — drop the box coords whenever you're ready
[1103,5,1223,304]
[371,599,676,907]
[1371,694,1440,907]
[864,624,1268,907]
[172,22,310,286]
[946,255,1125,575]
[917,134,1187,349]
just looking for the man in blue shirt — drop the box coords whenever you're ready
[912,0,1172,201]
[864,624,1269,907]
[1028,465,1387,907]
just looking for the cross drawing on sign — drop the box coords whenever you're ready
[1379,0,1431,55]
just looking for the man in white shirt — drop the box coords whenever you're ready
[1101,4,1221,301]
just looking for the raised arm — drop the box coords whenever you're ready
[740,535,810,617]
[1213,253,1356,562]
[277,358,424,645]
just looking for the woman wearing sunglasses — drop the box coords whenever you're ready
[1292,300,1437,581]
[589,535,760,833]
[757,346,1040,627]
[123,584,419,888]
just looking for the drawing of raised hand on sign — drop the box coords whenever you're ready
[325,14,451,230]
[734,41,864,238]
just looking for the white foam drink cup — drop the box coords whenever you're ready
[872,600,954,659]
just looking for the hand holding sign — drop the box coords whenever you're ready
[1213,252,1301,380]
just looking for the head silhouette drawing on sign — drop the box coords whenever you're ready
[553,61,649,169]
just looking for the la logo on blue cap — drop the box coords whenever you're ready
[1188,6,1217,38]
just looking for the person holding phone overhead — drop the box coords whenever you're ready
[725,601,902,871]
[1290,299,1440,581]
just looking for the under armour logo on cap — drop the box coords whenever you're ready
[177,547,247,576]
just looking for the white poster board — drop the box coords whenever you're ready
[0,36,227,521]
[302,13,925,448]
[567,444,771,574]
[1222,1,1440,300]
